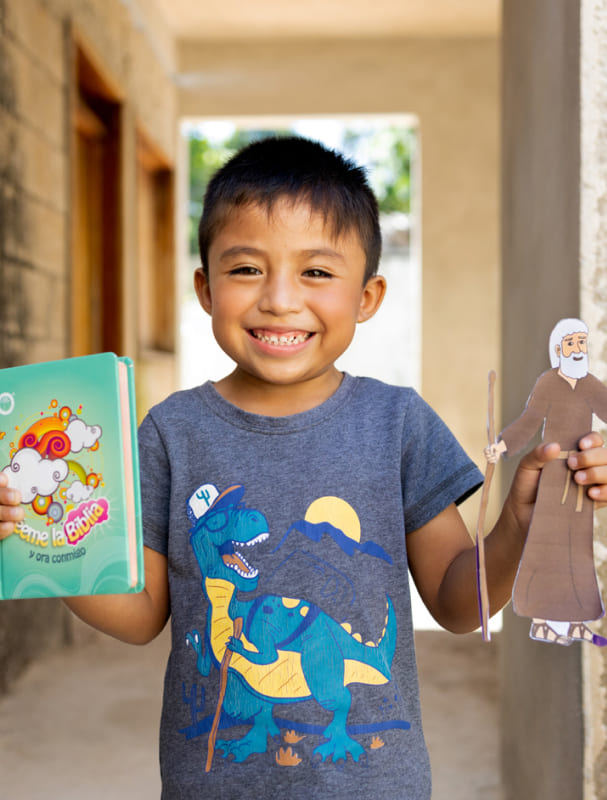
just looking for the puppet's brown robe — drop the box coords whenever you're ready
[500,368,607,621]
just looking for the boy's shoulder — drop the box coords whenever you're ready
[353,374,418,398]
[349,375,423,414]
[145,383,207,424]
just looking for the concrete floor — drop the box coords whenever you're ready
[0,625,502,799]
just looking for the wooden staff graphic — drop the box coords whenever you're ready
[475,370,496,641]
[206,616,243,773]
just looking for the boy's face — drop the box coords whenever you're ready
[195,198,385,405]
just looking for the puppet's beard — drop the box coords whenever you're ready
[560,351,589,379]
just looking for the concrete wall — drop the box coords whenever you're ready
[0,0,177,692]
[177,36,500,529]
[500,1,607,798]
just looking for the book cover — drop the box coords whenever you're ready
[0,353,143,599]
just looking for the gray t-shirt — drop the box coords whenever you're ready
[139,374,482,800]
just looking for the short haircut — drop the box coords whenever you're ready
[197,135,382,282]
[548,317,589,367]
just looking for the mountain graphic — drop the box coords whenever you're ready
[272,519,393,565]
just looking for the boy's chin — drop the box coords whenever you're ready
[233,364,342,389]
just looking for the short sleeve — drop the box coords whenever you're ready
[401,393,483,533]
[138,412,171,556]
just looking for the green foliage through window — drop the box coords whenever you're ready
[187,120,415,256]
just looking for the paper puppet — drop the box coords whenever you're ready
[485,318,607,646]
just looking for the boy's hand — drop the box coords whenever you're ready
[570,432,607,509]
[0,471,24,540]
[504,432,607,537]
[501,441,560,539]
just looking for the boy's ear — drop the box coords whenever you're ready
[194,267,213,315]
[357,275,387,323]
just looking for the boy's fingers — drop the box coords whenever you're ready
[0,498,24,519]
[517,442,561,472]
[0,482,25,540]
[578,431,604,451]
[0,485,22,507]
[507,443,561,511]
[0,520,17,540]
[563,433,607,506]
[0,494,24,539]
[567,432,605,468]
[588,485,607,508]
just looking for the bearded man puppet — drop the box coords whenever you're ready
[486,318,607,646]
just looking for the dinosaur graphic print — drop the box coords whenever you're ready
[181,482,409,770]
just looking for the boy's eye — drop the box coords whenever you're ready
[230,265,261,276]
[303,268,332,279]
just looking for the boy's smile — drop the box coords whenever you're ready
[195,198,386,415]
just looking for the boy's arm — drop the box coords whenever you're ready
[62,546,170,645]
[407,433,607,634]
[0,473,169,645]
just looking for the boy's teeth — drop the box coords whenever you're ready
[253,331,310,346]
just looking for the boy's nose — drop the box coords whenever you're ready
[258,273,303,315]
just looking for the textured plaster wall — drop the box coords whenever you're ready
[580,3,607,798]
[500,1,607,799]
[0,0,177,693]
[177,37,500,515]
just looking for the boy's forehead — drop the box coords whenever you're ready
[221,197,361,248]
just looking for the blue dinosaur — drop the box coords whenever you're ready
[185,484,397,765]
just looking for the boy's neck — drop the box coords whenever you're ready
[212,367,344,416]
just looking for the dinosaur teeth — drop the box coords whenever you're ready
[228,560,259,579]
[241,533,269,547]
[223,535,267,579]
[223,549,259,579]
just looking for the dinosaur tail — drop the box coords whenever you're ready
[343,595,397,686]
[375,595,397,678]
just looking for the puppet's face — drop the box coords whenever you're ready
[557,331,589,379]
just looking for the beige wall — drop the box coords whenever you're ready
[0,0,178,690]
[178,37,500,521]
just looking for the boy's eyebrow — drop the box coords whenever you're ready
[218,245,265,261]
[300,247,346,261]
[217,246,346,262]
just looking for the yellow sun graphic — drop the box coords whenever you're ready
[304,496,361,542]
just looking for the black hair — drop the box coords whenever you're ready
[197,135,382,282]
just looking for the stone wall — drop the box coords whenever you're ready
[0,0,177,693]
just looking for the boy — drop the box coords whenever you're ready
[1,136,607,799]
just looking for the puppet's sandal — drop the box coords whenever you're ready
[568,623,607,647]
[530,622,572,646]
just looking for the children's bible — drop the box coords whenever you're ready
[0,353,143,599]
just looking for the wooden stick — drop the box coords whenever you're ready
[205,616,243,773]
[476,370,496,642]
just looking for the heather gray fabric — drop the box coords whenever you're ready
[138,374,483,799]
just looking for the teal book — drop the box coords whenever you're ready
[0,353,143,599]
